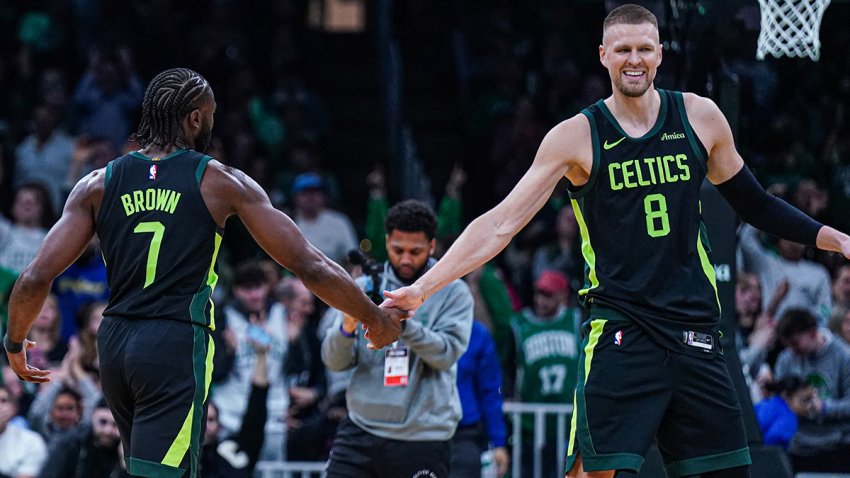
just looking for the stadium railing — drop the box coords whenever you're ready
[254,402,574,478]
[255,460,327,478]
[503,402,573,478]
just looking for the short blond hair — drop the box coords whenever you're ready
[603,4,658,33]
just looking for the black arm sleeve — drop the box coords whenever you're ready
[714,165,822,245]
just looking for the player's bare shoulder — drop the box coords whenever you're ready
[201,159,246,192]
[66,168,106,216]
[78,167,107,194]
[682,92,744,183]
[544,113,593,184]
[681,92,723,121]
[198,159,267,225]
[548,113,592,151]
[681,92,730,152]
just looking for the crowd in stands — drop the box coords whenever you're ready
[2,1,850,477]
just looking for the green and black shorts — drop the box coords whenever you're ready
[98,316,214,478]
[565,307,751,477]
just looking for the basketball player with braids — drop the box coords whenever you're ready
[4,68,408,478]
[382,5,850,478]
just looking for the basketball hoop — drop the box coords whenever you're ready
[756,0,831,61]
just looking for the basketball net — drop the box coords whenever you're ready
[757,0,831,61]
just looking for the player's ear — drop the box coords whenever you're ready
[189,109,202,129]
[599,28,608,66]
[657,41,663,66]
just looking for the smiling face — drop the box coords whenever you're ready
[600,22,662,98]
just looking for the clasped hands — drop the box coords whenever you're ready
[360,284,427,349]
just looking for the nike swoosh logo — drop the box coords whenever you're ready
[603,137,626,150]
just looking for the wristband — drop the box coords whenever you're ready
[3,334,24,353]
[339,324,356,338]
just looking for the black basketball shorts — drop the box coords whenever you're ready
[564,307,751,477]
[98,316,214,478]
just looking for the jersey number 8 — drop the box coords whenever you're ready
[644,193,670,238]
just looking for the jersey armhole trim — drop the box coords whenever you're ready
[569,111,600,199]
[195,155,214,185]
[104,160,114,188]
[194,155,225,233]
[675,91,709,175]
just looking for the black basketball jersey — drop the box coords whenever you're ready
[569,89,720,351]
[95,149,223,329]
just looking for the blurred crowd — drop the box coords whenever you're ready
[2,0,850,477]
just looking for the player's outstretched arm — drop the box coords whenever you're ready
[202,161,408,348]
[815,226,850,258]
[6,170,102,382]
[690,94,850,259]
[383,117,585,311]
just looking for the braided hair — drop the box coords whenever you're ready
[133,68,211,148]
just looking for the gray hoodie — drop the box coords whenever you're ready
[774,329,850,455]
[321,260,473,441]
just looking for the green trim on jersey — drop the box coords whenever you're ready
[189,231,223,330]
[105,161,114,188]
[571,198,599,297]
[674,91,708,175]
[129,149,188,162]
[570,111,602,198]
[597,90,668,140]
[697,229,720,312]
[195,155,213,185]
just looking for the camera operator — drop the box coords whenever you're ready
[322,200,473,478]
